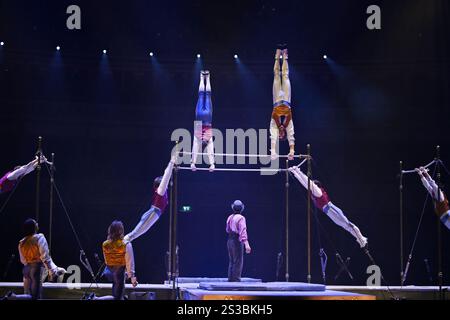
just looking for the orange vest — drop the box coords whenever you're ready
[19,235,41,264]
[102,239,126,266]
[272,105,292,119]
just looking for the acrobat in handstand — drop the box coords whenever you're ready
[270,46,295,160]
[191,70,215,171]
[416,167,450,230]
[289,166,368,248]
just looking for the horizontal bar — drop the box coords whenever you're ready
[295,158,308,168]
[401,160,436,174]
[180,152,310,159]
[177,166,288,172]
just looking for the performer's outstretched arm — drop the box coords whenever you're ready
[36,234,65,278]
[417,167,450,229]
[288,167,322,198]
[125,242,137,286]
[417,168,445,202]
[156,157,175,196]
[125,157,176,242]
[6,158,39,181]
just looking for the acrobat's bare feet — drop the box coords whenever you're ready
[275,49,282,60]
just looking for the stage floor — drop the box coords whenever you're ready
[0,282,448,300]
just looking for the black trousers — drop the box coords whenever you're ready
[227,233,243,282]
[103,266,126,300]
[13,263,44,300]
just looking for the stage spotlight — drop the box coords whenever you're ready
[323,55,327,59]
[197,53,201,58]
[56,46,60,51]
[234,54,238,59]
[103,49,107,54]
[0,42,4,46]
[149,52,154,57]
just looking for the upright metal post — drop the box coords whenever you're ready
[435,146,443,299]
[49,153,55,253]
[35,136,42,222]
[170,142,179,299]
[285,159,289,282]
[399,161,404,286]
[306,144,312,283]
[168,178,173,281]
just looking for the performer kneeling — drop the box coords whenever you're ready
[270,46,295,160]
[289,166,368,248]
[2,219,65,300]
[125,157,175,242]
[416,167,450,230]
[0,157,42,194]
[226,200,251,282]
[88,221,137,300]
[191,70,215,171]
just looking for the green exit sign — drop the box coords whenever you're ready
[179,205,192,213]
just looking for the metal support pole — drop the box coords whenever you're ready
[35,136,42,222]
[170,141,179,299]
[285,159,289,282]
[49,153,55,254]
[399,161,404,286]
[436,146,443,299]
[306,144,312,283]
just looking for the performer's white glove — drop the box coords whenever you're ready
[288,166,297,173]
[48,267,66,281]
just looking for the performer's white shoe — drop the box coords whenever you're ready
[56,267,66,276]
[357,236,368,248]
[190,163,197,171]
[288,166,301,175]
[47,267,66,281]
[354,231,368,248]
[209,164,215,172]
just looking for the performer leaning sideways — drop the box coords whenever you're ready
[416,167,450,230]
[124,156,175,242]
[226,200,251,282]
[289,166,368,248]
[0,157,42,194]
